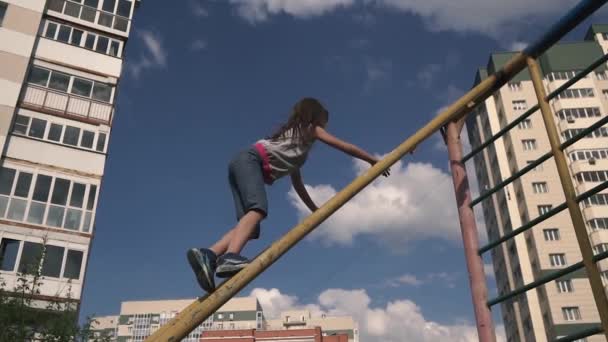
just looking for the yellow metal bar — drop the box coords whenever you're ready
[144,53,529,342]
[527,57,608,340]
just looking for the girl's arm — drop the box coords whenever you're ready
[314,126,390,176]
[290,169,318,212]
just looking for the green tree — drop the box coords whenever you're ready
[0,237,112,342]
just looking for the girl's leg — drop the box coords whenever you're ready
[209,210,264,256]
[226,210,264,254]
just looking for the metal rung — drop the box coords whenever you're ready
[470,114,608,207]
[554,325,603,342]
[479,180,608,255]
[488,251,608,306]
[462,52,608,164]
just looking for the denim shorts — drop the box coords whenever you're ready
[228,147,268,240]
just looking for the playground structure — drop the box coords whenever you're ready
[146,1,608,341]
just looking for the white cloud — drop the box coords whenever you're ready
[251,287,506,342]
[128,30,168,79]
[190,0,209,17]
[417,64,442,89]
[387,274,424,287]
[484,263,495,279]
[386,272,459,288]
[288,159,475,248]
[191,39,208,51]
[372,0,579,37]
[364,58,392,91]
[509,41,529,51]
[228,0,355,23]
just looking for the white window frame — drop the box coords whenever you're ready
[550,253,567,267]
[562,307,581,321]
[518,119,532,129]
[538,205,552,215]
[556,279,573,293]
[543,228,560,241]
[522,139,537,151]
[533,182,548,193]
[513,100,528,111]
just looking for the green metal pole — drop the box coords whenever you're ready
[527,57,608,340]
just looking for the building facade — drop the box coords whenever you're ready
[201,328,349,342]
[0,0,140,312]
[466,25,608,342]
[90,296,359,342]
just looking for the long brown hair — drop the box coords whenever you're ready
[269,97,329,146]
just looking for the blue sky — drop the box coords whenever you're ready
[80,1,608,340]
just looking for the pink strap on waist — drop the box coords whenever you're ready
[254,143,273,185]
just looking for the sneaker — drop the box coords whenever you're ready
[216,253,250,278]
[187,248,217,292]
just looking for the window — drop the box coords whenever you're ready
[596,71,608,80]
[556,107,601,120]
[49,71,70,92]
[593,243,608,255]
[557,88,594,99]
[28,118,47,139]
[97,133,107,152]
[562,127,608,141]
[12,114,106,152]
[93,83,112,102]
[81,131,95,149]
[603,89,608,99]
[63,249,83,279]
[0,2,7,27]
[550,253,567,267]
[575,171,608,184]
[48,124,63,142]
[27,66,115,103]
[589,218,608,230]
[518,119,532,129]
[63,126,80,146]
[522,139,537,151]
[96,36,109,53]
[532,182,548,193]
[0,238,19,271]
[509,82,522,91]
[18,241,43,274]
[538,205,552,215]
[562,307,581,321]
[28,67,51,87]
[548,71,580,81]
[57,25,71,43]
[513,100,528,111]
[584,193,608,207]
[45,22,58,39]
[70,29,83,46]
[4,239,84,279]
[85,33,96,49]
[556,280,573,293]
[72,78,93,97]
[14,115,29,135]
[570,149,608,162]
[0,167,97,233]
[543,228,560,241]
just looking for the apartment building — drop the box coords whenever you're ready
[466,24,608,342]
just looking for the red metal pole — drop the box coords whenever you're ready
[445,119,496,342]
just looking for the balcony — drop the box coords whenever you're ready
[47,0,131,36]
[20,85,113,124]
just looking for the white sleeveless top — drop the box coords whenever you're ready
[255,129,315,184]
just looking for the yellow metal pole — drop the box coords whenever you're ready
[144,53,528,342]
[527,57,608,340]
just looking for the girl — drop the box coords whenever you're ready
[187,97,390,293]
